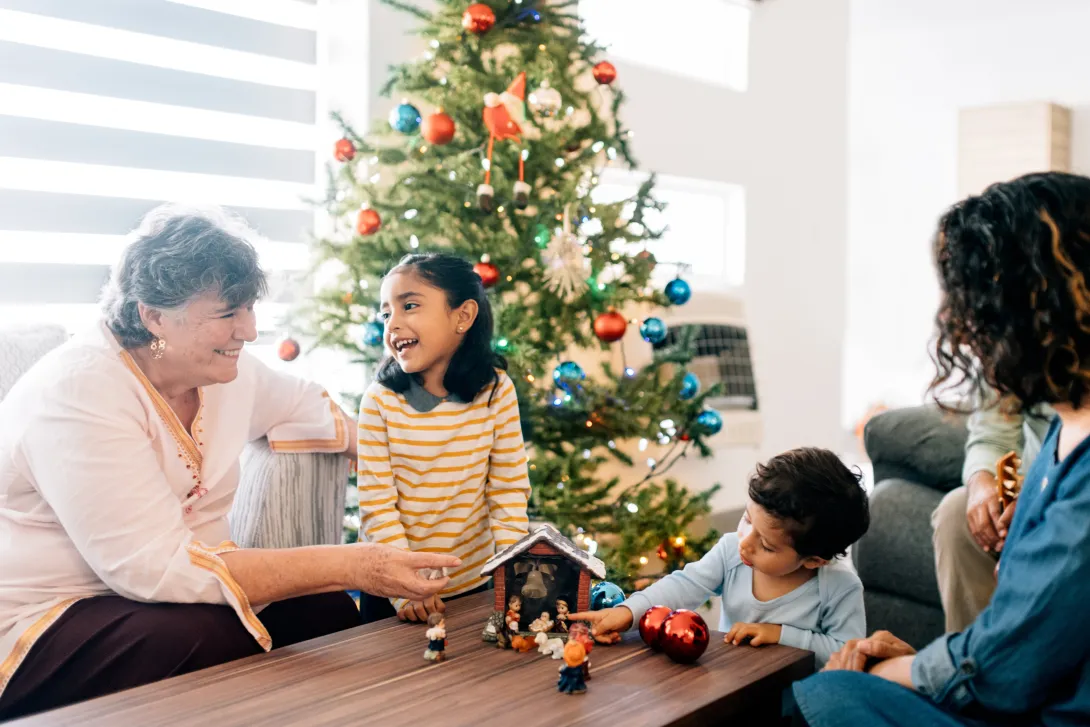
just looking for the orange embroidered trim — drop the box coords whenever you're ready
[267,395,347,453]
[118,351,203,469]
[186,541,271,651]
[0,598,81,699]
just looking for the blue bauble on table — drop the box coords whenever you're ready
[696,409,723,436]
[388,103,422,134]
[679,372,700,401]
[553,360,585,392]
[590,581,626,610]
[664,278,692,305]
[361,321,384,347]
[640,317,668,344]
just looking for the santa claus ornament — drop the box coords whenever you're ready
[479,72,532,213]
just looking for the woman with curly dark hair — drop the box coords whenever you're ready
[791,172,1090,726]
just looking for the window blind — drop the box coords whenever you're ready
[0,0,320,332]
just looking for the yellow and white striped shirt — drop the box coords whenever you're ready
[357,371,530,609]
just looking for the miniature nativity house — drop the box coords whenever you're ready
[479,524,607,640]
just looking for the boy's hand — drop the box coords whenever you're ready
[567,606,634,644]
[398,594,445,622]
[725,622,781,647]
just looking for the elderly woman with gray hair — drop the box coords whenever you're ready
[0,205,458,720]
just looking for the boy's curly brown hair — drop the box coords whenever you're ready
[930,172,1090,413]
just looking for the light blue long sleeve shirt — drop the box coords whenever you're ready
[620,532,865,667]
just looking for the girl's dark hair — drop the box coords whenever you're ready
[375,253,506,402]
[930,172,1090,414]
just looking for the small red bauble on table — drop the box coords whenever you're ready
[473,254,500,288]
[421,112,456,145]
[277,337,301,362]
[462,3,496,34]
[592,60,617,85]
[334,138,356,162]
[593,309,627,343]
[357,208,381,236]
[660,609,710,664]
[638,605,674,651]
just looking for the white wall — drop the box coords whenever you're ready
[361,0,852,511]
[620,0,851,507]
[844,0,1090,428]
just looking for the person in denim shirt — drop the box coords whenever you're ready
[793,171,1090,727]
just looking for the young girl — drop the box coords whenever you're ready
[357,253,531,624]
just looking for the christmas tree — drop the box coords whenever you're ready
[305,0,726,590]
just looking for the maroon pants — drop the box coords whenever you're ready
[0,592,361,722]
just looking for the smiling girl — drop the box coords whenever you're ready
[356,253,531,623]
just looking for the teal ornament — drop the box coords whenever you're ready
[553,360,585,392]
[696,409,723,435]
[679,372,700,400]
[664,278,692,305]
[640,317,667,344]
[362,321,384,347]
[389,103,421,134]
[590,581,626,610]
[533,223,551,249]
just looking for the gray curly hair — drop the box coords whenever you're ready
[101,204,268,348]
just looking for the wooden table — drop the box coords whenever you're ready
[11,592,814,726]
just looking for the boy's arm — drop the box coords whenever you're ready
[778,576,866,667]
[620,533,737,623]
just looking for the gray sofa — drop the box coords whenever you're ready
[0,324,348,550]
[851,405,968,649]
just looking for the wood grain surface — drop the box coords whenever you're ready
[10,591,813,727]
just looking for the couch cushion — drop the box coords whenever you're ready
[852,478,944,609]
[0,325,68,401]
[864,405,967,492]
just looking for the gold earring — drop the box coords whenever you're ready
[150,336,166,360]
[458,327,465,333]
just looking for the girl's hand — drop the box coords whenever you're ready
[398,595,445,622]
[567,607,634,644]
[725,622,782,647]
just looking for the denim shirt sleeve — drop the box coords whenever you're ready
[912,463,1090,714]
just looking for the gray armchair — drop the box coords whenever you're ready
[0,324,348,550]
[852,405,968,649]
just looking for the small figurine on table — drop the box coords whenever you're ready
[555,599,571,632]
[424,612,447,663]
[557,641,588,695]
[567,622,593,681]
[506,595,522,634]
[529,611,554,633]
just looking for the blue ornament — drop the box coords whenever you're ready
[590,581,626,610]
[516,7,541,22]
[664,278,692,305]
[696,409,723,435]
[640,317,668,344]
[362,321,384,347]
[388,103,421,134]
[679,372,700,401]
[553,360,585,392]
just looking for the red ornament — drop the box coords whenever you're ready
[593,310,627,343]
[334,138,356,162]
[422,112,456,145]
[357,209,381,236]
[277,337,300,362]
[462,3,496,34]
[637,249,657,270]
[638,606,674,651]
[592,61,617,85]
[679,432,691,442]
[656,543,669,561]
[660,610,710,664]
[473,255,500,288]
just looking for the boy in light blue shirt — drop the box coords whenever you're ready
[572,447,869,667]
